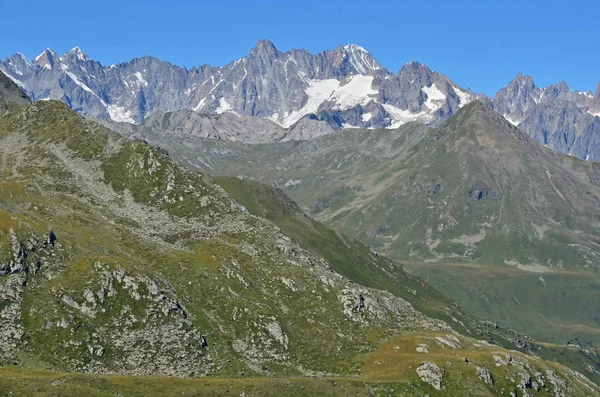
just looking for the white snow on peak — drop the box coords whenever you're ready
[588,110,600,118]
[503,114,521,126]
[272,78,340,127]
[107,104,135,123]
[452,86,472,108]
[362,112,373,122]
[8,54,31,75]
[14,53,32,66]
[34,51,46,63]
[331,75,378,110]
[421,83,446,111]
[383,104,425,128]
[344,44,368,53]
[343,44,380,73]
[34,48,56,63]
[68,46,88,61]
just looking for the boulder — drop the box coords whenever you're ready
[416,361,444,390]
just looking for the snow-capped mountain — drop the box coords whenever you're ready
[0,40,476,131]
[2,41,600,160]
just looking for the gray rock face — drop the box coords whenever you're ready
[0,42,475,132]
[0,70,30,114]
[477,366,494,386]
[416,361,444,390]
[4,43,600,161]
[492,73,600,161]
[0,229,64,365]
[135,109,287,143]
[104,108,337,144]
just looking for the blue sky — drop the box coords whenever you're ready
[1,0,597,95]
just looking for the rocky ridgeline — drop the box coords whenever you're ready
[3,43,600,161]
[0,42,472,134]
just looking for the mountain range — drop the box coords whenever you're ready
[3,67,600,395]
[1,41,600,160]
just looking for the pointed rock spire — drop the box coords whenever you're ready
[34,48,59,70]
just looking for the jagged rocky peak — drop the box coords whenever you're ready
[60,46,90,63]
[338,44,381,74]
[505,72,537,93]
[248,39,282,68]
[398,61,434,85]
[7,53,33,73]
[544,80,570,97]
[34,48,59,70]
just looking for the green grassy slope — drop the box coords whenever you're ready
[0,78,596,394]
[128,101,600,379]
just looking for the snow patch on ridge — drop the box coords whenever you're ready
[216,98,231,114]
[133,72,148,87]
[107,104,135,123]
[503,114,521,126]
[383,104,425,128]
[273,79,340,127]
[331,75,378,110]
[272,75,378,127]
[216,97,236,115]
[453,86,472,108]
[422,83,446,111]
[193,97,207,112]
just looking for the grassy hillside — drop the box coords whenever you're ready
[128,102,600,379]
[3,330,599,396]
[0,75,596,394]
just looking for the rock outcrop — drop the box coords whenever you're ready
[416,361,444,390]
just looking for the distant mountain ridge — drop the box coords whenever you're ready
[1,41,600,159]
[0,41,475,131]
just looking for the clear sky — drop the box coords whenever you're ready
[1,0,597,95]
